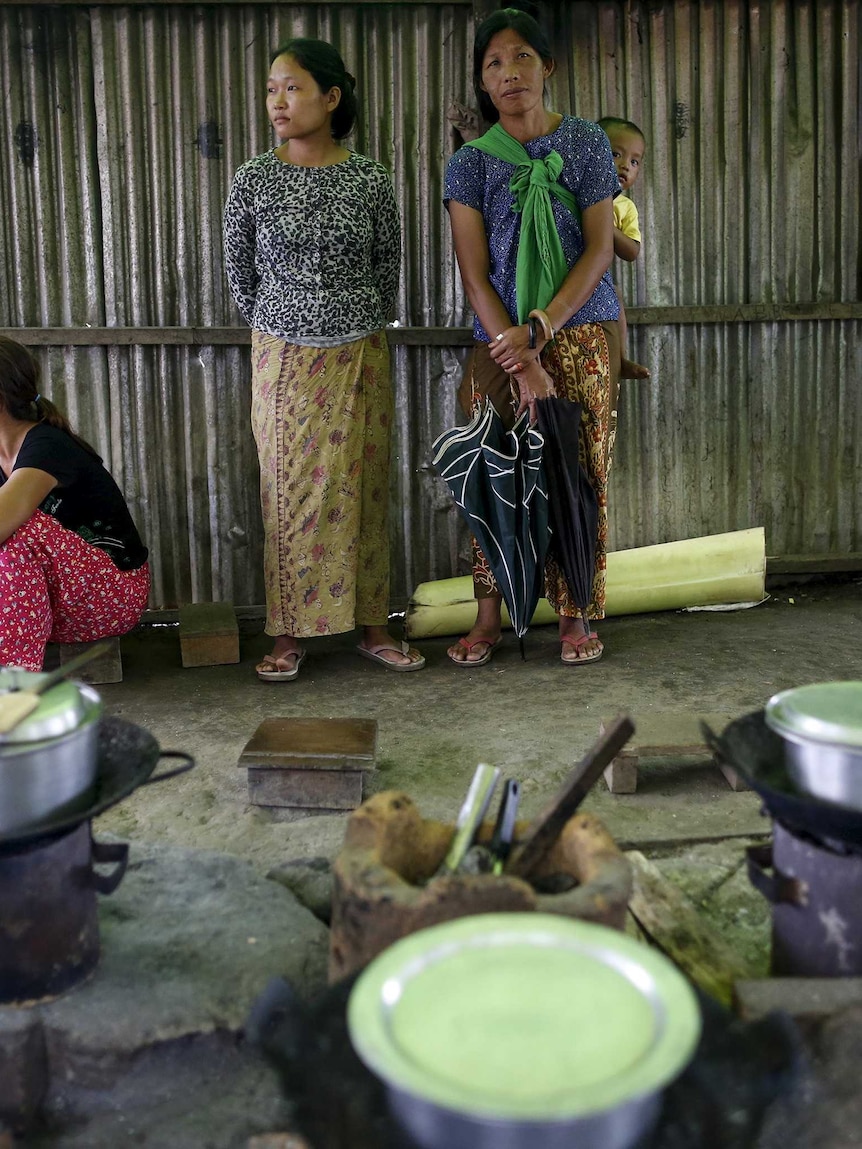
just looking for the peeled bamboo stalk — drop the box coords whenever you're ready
[404,528,765,640]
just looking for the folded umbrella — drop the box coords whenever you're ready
[432,400,550,650]
[534,397,599,633]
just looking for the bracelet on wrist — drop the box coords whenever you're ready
[528,308,555,342]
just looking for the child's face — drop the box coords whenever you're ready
[607,129,645,193]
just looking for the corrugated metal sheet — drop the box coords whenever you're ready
[1,2,860,609]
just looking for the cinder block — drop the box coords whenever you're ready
[239,718,377,814]
[58,637,123,684]
[179,602,239,667]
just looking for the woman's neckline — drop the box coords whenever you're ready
[497,111,564,146]
[271,146,354,169]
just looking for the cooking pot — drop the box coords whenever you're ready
[348,913,701,1149]
[0,668,102,833]
[765,682,862,810]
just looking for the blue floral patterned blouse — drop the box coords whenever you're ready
[444,115,620,340]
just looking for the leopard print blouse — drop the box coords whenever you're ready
[223,150,401,347]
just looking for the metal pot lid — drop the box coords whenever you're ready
[0,670,94,745]
[347,913,701,1123]
[765,682,862,749]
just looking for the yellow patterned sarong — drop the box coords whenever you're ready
[250,330,392,638]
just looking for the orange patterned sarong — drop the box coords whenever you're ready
[460,321,620,620]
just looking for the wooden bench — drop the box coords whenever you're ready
[238,717,378,818]
[178,602,239,667]
[601,712,748,794]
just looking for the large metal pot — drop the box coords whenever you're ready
[348,913,701,1149]
[0,669,102,833]
[765,681,862,809]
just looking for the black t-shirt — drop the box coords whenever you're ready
[0,424,148,571]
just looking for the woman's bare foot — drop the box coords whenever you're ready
[256,635,303,676]
[559,616,603,664]
[448,599,503,664]
[357,625,423,668]
[447,628,502,666]
[619,357,651,380]
[256,635,306,680]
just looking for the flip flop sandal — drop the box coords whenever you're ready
[560,632,603,666]
[356,641,426,673]
[256,650,306,682]
[448,636,502,668]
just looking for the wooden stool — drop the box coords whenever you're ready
[238,718,377,817]
[179,602,239,667]
[57,637,123,684]
[600,713,749,794]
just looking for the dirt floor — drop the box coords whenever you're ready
[94,576,860,871]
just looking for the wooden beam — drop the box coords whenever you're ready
[627,850,756,1008]
[0,326,475,348]
[0,0,472,5]
[627,302,862,325]
[3,301,859,349]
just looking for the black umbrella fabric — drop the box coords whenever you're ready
[534,397,598,625]
[432,400,550,641]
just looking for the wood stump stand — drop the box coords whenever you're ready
[179,602,239,667]
[239,718,377,817]
[329,790,631,981]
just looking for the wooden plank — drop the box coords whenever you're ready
[507,715,635,878]
[602,711,732,757]
[3,301,861,348]
[0,326,474,348]
[238,718,377,771]
[627,850,755,1007]
[2,0,471,5]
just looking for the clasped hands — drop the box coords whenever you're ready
[488,319,556,422]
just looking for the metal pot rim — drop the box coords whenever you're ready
[766,682,862,750]
[348,913,700,1123]
[0,673,102,747]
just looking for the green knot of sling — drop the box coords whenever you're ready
[466,122,580,323]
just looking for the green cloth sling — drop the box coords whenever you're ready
[466,122,580,323]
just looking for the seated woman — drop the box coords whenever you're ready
[0,336,149,672]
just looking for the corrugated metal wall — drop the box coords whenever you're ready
[1,1,860,608]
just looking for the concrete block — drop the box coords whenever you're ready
[179,602,239,668]
[58,637,122,684]
[239,718,377,814]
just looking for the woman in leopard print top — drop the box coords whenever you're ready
[224,38,424,680]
